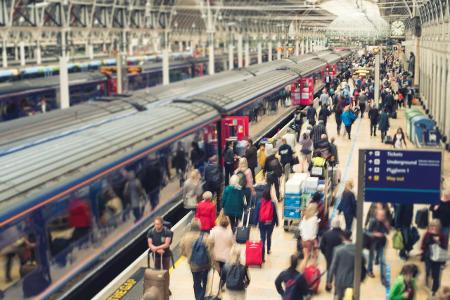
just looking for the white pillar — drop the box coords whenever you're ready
[277,41,281,60]
[237,34,243,68]
[208,37,215,75]
[19,42,26,66]
[179,41,183,52]
[228,43,234,70]
[116,53,124,94]
[36,42,42,65]
[295,40,299,56]
[374,54,380,106]
[59,55,70,109]
[257,42,262,64]
[268,41,273,62]
[2,41,8,68]
[244,41,250,67]
[162,48,169,85]
[301,39,305,55]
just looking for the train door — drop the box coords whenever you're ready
[299,77,314,106]
[220,116,249,152]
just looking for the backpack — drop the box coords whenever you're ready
[392,230,404,250]
[206,164,221,188]
[190,233,209,268]
[269,159,282,177]
[236,171,247,188]
[226,264,247,291]
[415,208,429,229]
[259,200,274,223]
[282,273,303,300]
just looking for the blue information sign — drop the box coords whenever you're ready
[364,149,442,204]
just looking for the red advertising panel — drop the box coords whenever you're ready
[221,116,249,149]
[300,77,314,106]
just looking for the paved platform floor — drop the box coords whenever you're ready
[170,105,450,300]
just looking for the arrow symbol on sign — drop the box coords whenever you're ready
[369,168,373,172]
[369,160,373,164]
[369,151,373,156]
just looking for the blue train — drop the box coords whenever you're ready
[0,50,351,299]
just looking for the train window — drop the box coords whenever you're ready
[0,225,38,291]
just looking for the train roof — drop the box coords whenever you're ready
[0,72,106,98]
[0,102,217,222]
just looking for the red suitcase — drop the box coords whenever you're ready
[245,240,263,267]
[303,265,321,293]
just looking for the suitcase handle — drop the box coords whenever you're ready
[241,208,251,228]
[147,250,164,270]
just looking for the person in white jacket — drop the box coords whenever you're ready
[299,202,320,269]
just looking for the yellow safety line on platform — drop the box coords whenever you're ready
[169,256,186,273]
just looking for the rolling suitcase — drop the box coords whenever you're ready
[303,265,321,294]
[236,210,251,244]
[144,251,170,300]
[245,240,263,267]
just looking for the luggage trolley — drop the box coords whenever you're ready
[283,173,308,231]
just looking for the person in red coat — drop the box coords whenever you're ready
[195,191,217,232]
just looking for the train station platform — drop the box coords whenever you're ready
[169,105,450,300]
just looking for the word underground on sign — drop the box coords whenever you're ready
[363,149,442,204]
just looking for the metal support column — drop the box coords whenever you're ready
[2,40,7,68]
[353,149,365,300]
[237,34,243,68]
[244,41,250,67]
[208,34,215,75]
[59,55,70,109]
[36,41,42,65]
[375,54,380,106]
[228,43,234,70]
[277,41,281,60]
[295,40,299,56]
[257,42,262,64]
[301,39,305,55]
[116,53,124,94]
[268,41,272,62]
[19,42,25,66]
[162,47,169,85]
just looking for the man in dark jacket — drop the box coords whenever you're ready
[368,104,380,137]
[310,120,327,148]
[394,204,414,259]
[264,149,282,202]
[278,138,293,170]
[378,109,390,142]
[275,255,310,300]
[204,156,223,204]
[320,218,343,271]
[245,139,258,181]
[306,104,317,126]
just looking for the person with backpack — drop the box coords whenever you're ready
[180,218,213,300]
[367,208,390,286]
[204,155,223,206]
[234,158,255,208]
[221,175,246,233]
[275,254,310,300]
[341,106,357,140]
[263,149,283,202]
[195,192,217,233]
[278,138,293,171]
[306,104,317,126]
[222,247,250,300]
[253,189,279,262]
[182,169,203,211]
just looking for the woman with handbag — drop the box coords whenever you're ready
[421,219,447,295]
[222,247,250,300]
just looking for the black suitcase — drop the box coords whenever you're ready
[236,210,251,244]
[415,208,429,229]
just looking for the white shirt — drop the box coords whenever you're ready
[209,226,234,262]
[283,132,296,150]
[299,215,319,241]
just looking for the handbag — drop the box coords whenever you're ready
[430,244,449,262]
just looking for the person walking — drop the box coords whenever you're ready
[221,175,246,232]
[209,214,234,288]
[275,255,310,300]
[320,218,343,272]
[299,132,313,163]
[278,138,294,171]
[326,231,359,300]
[329,137,339,166]
[124,171,147,222]
[195,191,217,233]
[368,104,380,137]
[310,120,327,148]
[394,204,414,260]
[421,219,447,295]
[222,247,250,300]
[367,208,390,286]
[253,189,279,262]
[204,155,223,205]
[378,108,390,142]
[182,169,203,210]
[335,97,345,135]
[306,104,317,126]
[224,141,236,186]
[257,143,266,171]
[393,127,407,149]
[173,142,188,186]
[299,203,320,268]
[337,180,357,233]
[358,90,368,118]
[180,218,213,300]
[264,149,283,202]
[389,264,419,300]
[318,104,331,127]
[430,190,450,247]
[244,139,258,182]
[341,107,357,140]
[234,157,255,208]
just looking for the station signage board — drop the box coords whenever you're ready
[363,149,442,204]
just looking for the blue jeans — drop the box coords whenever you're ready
[259,223,274,260]
[132,207,142,222]
[368,246,386,283]
[192,269,209,300]
[344,214,353,233]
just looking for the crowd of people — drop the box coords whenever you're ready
[141,49,449,300]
